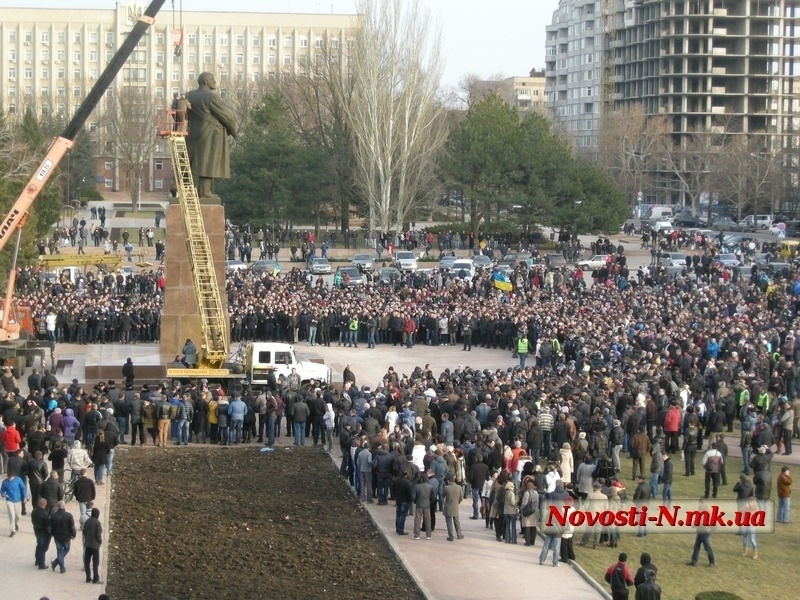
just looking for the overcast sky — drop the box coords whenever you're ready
[0,0,561,88]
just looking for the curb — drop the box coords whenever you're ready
[324,449,435,600]
[569,558,613,600]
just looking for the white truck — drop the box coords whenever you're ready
[244,342,332,387]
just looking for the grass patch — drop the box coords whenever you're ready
[574,452,797,600]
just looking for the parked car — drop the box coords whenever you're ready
[393,251,418,272]
[577,254,611,270]
[766,262,793,278]
[350,253,375,272]
[249,259,282,275]
[674,213,707,228]
[544,254,567,269]
[472,254,493,270]
[438,255,457,271]
[309,257,331,274]
[658,252,688,267]
[711,217,738,231]
[713,253,741,268]
[451,258,476,281]
[376,266,402,284]
[335,266,364,286]
[225,259,248,272]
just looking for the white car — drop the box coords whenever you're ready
[225,259,248,272]
[393,251,418,272]
[310,257,331,274]
[577,254,612,270]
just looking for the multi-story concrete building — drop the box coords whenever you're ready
[474,72,549,114]
[546,0,800,205]
[0,3,354,194]
[545,0,604,151]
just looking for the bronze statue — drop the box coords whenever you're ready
[185,72,237,199]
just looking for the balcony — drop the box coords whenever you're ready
[712,47,727,55]
[713,8,727,17]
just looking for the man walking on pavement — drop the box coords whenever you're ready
[443,473,465,541]
[31,498,52,569]
[49,500,76,573]
[82,507,103,584]
[0,470,27,536]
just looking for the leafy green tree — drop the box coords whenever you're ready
[548,161,629,234]
[440,93,520,233]
[441,97,628,235]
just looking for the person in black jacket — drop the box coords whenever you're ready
[82,507,103,584]
[27,451,49,507]
[633,552,658,589]
[72,469,96,518]
[635,569,661,600]
[31,497,52,569]
[392,469,414,535]
[49,500,76,573]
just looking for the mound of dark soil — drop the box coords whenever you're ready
[106,446,424,600]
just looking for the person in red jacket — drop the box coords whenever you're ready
[2,421,22,454]
[663,401,682,454]
[402,315,416,349]
[605,552,634,600]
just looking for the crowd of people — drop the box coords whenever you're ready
[4,219,800,595]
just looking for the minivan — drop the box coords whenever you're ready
[648,206,674,221]
[737,214,773,230]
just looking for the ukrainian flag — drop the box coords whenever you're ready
[492,271,513,292]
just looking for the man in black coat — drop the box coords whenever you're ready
[27,451,49,507]
[467,452,490,520]
[49,500,76,573]
[72,469,96,518]
[31,498,52,569]
[40,472,65,515]
[82,507,103,583]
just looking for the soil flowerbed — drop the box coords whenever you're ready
[106,446,425,600]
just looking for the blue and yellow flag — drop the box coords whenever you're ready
[492,271,513,292]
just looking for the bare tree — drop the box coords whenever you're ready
[344,0,448,233]
[710,135,774,220]
[658,131,724,213]
[101,86,159,210]
[596,105,670,204]
[221,74,273,133]
[271,40,358,232]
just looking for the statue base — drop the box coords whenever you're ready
[160,203,227,370]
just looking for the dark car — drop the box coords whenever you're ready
[674,213,707,228]
[544,254,567,268]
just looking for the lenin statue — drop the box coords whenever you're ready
[185,72,238,199]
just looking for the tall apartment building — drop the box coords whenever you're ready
[545,0,605,151]
[546,0,800,204]
[0,3,354,193]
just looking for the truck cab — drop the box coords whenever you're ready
[245,342,332,387]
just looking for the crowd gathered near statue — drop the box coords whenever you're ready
[3,71,798,598]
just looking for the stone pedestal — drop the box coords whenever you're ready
[160,204,227,364]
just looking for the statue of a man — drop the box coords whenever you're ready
[185,72,237,199]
